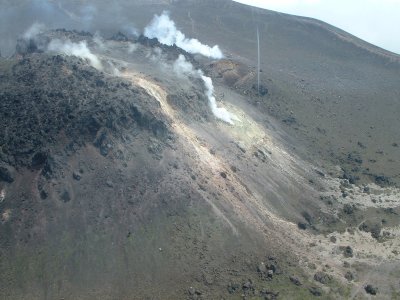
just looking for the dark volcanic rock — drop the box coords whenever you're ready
[188,287,202,300]
[41,155,57,179]
[309,286,322,297]
[31,151,48,169]
[60,189,71,203]
[0,54,168,168]
[72,171,82,181]
[252,83,268,96]
[242,279,255,295]
[259,84,268,96]
[40,189,48,200]
[314,271,331,284]
[289,275,302,286]
[0,166,14,183]
[344,271,355,281]
[110,32,129,42]
[341,246,354,258]
[242,280,253,290]
[258,262,267,274]
[259,288,279,299]
[256,256,282,281]
[136,34,197,66]
[227,282,240,294]
[359,221,382,239]
[302,211,314,225]
[365,284,378,295]
[343,204,356,215]
[137,34,160,48]
[282,116,297,125]
[373,175,391,187]
[267,258,282,275]
[188,286,196,295]
[297,222,308,230]
[106,180,114,188]
[347,152,363,165]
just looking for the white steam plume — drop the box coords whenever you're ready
[144,11,223,59]
[23,22,46,40]
[201,75,236,125]
[173,53,196,76]
[47,39,103,70]
[93,32,107,51]
[127,43,137,53]
[173,55,236,124]
[123,25,139,38]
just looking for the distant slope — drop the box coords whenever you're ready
[162,0,400,186]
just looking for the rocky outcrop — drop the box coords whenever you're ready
[0,53,169,168]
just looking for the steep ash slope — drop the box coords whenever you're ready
[156,0,400,188]
[0,33,319,299]
[0,1,400,299]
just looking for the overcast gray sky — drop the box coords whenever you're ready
[234,0,400,54]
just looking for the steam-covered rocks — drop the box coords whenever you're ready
[16,11,237,125]
[16,23,49,56]
[23,22,46,41]
[201,74,237,125]
[173,53,197,76]
[47,39,103,70]
[144,12,236,124]
[173,54,237,124]
[144,11,223,59]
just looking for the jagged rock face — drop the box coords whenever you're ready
[0,53,168,168]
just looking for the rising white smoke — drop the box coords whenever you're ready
[173,55,236,124]
[144,11,223,59]
[173,53,196,76]
[127,43,137,53]
[93,32,107,51]
[123,25,139,38]
[23,22,46,40]
[47,39,103,70]
[201,75,236,125]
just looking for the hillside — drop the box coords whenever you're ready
[0,1,399,299]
